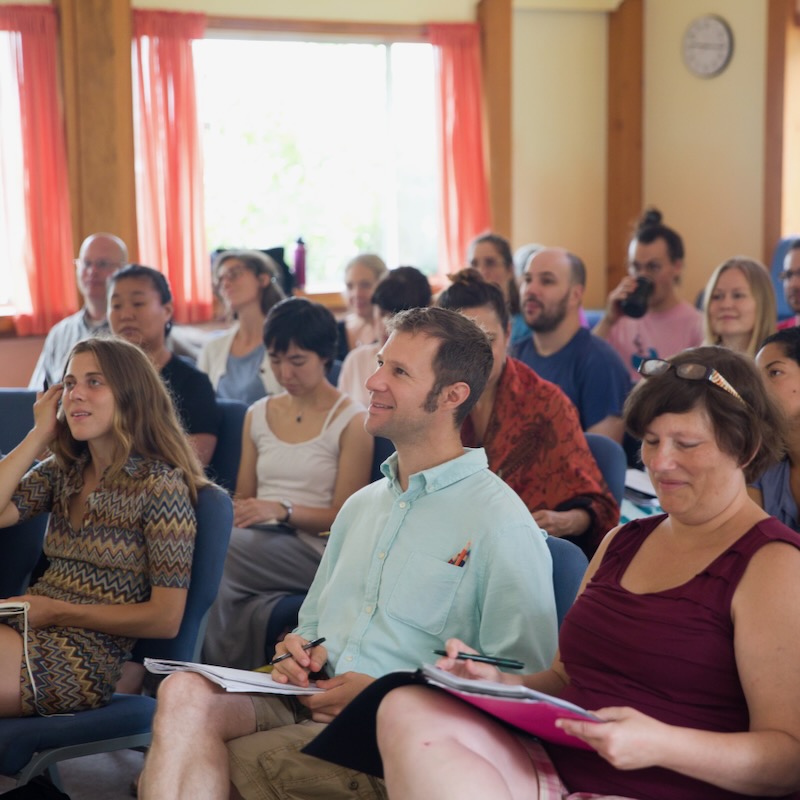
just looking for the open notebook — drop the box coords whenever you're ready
[143,658,323,696]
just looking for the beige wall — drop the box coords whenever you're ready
[644,0,768,305]
[511,0,768,308]
[512,8,609,307]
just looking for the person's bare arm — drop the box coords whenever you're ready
[0,385,62,528]
[189,433,216,467]
[586,415,625,445]
[592,276,638,340]
[6,586,188,639]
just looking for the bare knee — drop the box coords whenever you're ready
[377,686,429,750]
[152,672,221,732]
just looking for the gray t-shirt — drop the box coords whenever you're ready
[217,344,268,406]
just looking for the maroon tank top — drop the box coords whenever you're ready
[547,514,800,800]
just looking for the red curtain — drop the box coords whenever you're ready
[429,23,491,277]
[132,10,212,323]
[0,6,75,336]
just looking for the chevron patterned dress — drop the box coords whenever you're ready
[7,453,196,716]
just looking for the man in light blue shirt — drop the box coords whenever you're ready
[141,307,558,800]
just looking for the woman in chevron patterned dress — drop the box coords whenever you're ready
[0,337,207,716]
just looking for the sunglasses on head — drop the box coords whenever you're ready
[637,358,746,406]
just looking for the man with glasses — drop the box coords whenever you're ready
[593,209,702,382]
[28,233,127,389]
[776,239,800,331]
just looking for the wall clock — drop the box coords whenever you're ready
[682,15,734,78]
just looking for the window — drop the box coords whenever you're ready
[194,36,439,289]
[0,32,30,310]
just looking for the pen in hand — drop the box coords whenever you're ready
[432,650,525,670]
[270,637,326,666]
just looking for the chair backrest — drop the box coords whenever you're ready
[545,535,588,628]
[207,398,248,493]
[0,516,48,597]
[0,389,37,456]
[131,484,233,663]
[771,235,800,322]
[584,433,626,507]
[370,436,395,483]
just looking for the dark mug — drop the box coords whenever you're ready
[621,276,654,318]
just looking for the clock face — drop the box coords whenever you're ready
[682,15,734,78]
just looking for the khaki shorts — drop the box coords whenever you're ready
[227,695,387,800]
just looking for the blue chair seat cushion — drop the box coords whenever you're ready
[0,694,155,775]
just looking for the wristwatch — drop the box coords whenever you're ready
[279,500,293,524]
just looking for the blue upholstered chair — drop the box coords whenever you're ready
[0,388,37,456]
[584,433,626,508]
[207,398,249,493]
[545,535,588,628]
[0,484,233,787]
[0,389,50,598]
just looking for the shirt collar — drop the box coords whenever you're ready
[381,447,489,500]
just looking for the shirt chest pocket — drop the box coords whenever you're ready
[385,551,465,636]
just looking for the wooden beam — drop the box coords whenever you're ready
[55,0,138,261]
[478,0,512,238]
[205,16,427,41]
[606,0,643,290]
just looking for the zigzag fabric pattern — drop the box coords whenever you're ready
[6,454,196,716]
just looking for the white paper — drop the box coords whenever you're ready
[143,658,323,695]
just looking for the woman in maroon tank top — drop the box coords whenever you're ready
[367,347,800,800]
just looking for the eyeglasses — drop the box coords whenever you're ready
[779,269,800,282]
[215,266,247,287]
[638,358,746,405]
[74,259,123,272]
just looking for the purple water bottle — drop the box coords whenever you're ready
[293,237,306,290]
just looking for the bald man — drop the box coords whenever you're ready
[28,233,128,388]
[511,247,631,443]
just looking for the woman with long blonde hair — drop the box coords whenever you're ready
[703,257,777,357]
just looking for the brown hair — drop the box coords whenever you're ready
[213,250,286,316]
[386,306,493,426]
[625,346,786,482]
[468,232,520,316]
[438,268,510,331]
[51,337,208,502]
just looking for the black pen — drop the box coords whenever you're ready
[270,637,326,666]
[432,650,525,670]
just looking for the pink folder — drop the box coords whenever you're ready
[422,665,604,750]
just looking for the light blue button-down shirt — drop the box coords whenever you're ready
[296,447,558,676]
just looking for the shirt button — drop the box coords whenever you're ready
[346,655,353,662]
[365,605,373,614]
[398,501,407,508]
[378,552,385,559]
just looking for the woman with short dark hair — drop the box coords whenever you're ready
[203,298,374,669]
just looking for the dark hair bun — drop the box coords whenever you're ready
[638,207,663,230]
[448,267,486,287]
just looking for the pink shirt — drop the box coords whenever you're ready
[606,301,703,381]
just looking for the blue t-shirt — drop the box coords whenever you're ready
[751,458,799,532]
[510,328,631,430]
